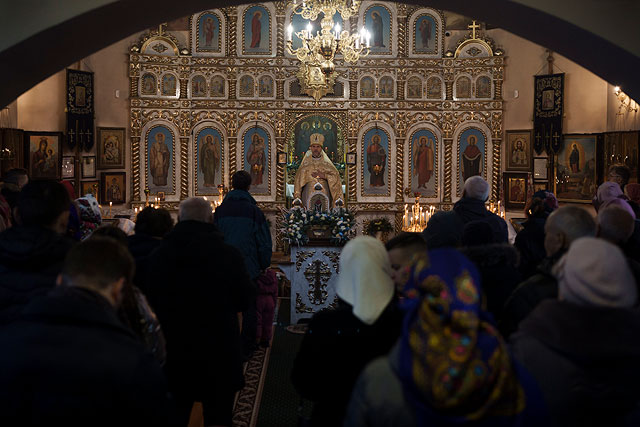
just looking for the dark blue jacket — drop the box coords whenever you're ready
[214,189,272,280]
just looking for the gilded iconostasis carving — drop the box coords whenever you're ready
[128,1,505,246]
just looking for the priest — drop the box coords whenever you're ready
[294,133,344,209]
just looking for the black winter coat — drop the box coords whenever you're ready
[291,298,403,427]
[498,255,559,338]
[511,300,640,427]
[127,233,162,292]
[453,198,509,243]
[461,243,521,321]
[144,220,253,397]
[514,216,547,280]
[0,225,74,324]
[0,286,175,426]
[128,233,162,260]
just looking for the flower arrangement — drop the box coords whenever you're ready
[281,207,356,246]
[363,217,393,236]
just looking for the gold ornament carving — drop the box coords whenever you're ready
[322,250,340,273]
[304,259,332,305]
[295,250,315,272]
[296,293,314,313]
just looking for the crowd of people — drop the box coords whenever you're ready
[0,169,272,426]
[0,162,638,426]
[293,167,640,427]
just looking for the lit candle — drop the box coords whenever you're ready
[109,202,112,218]
[306,22,312,38]
[334,23,341,39]
[287,24,293,41]
[366,30,371,47]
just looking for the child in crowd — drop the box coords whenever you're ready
[256,268,278,348]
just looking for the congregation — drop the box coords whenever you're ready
[0,164,638,427]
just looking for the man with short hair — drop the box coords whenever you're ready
[385,232,428,290]
[453,176,508,243]
[215,170,272,359]
[146,197,253,427]
[0,237,175,426]
[499,206,596,337]
[0,180,74,324]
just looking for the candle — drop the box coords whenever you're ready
[287,24,293,41]
[109,202,112,218]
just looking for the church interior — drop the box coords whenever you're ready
[1,0,640,425]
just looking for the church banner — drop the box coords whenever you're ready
[533,73,564,154]
[66,69,94,151]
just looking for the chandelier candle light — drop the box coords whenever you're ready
[286,0,370,101]
[402,194,436,232]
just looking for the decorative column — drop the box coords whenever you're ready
[491,114,503,202]
[347,111,358,202]
[442,116,454,205]
[397,4,408,58]
[275,111,286,202]
[128,54,142,202]
[179,137,189,199]
[275,7,285,57]
[130,110,142,202]
[394,112,406,203]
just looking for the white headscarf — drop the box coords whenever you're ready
[556,237,637,308]
[336,236,394,325]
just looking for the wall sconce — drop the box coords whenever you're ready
[614,86,638,115]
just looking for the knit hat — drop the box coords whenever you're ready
[336,236,394,325]
[556,237,637,308]
[596,182,624,205]
[463,176,490,201]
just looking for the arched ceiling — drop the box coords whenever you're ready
[1,0,639,109]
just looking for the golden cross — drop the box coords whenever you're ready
[158,23,167,35]
[468,20,480,39]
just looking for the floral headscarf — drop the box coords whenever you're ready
[75,194,102,240]
[398,249,525,423]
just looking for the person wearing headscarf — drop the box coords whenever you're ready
[74,194,102,240]
[511,237,640,426]
[514,190,558,280]
[291,236,403,427]
[345,249,548,426]
[593,181,628,212]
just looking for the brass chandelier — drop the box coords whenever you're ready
[286,0,370,102]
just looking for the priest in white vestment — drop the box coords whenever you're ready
[294,133,344,209]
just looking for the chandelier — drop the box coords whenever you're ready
[286,0,370,102]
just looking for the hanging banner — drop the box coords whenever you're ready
[533,73,564,154]
[66,69,94,151]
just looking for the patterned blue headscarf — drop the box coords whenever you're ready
[398,249,526,424]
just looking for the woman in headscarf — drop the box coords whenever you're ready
[514,190,559,280]
[511,237,640,426]
[291,236,403,427]
[345,249,549,426]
